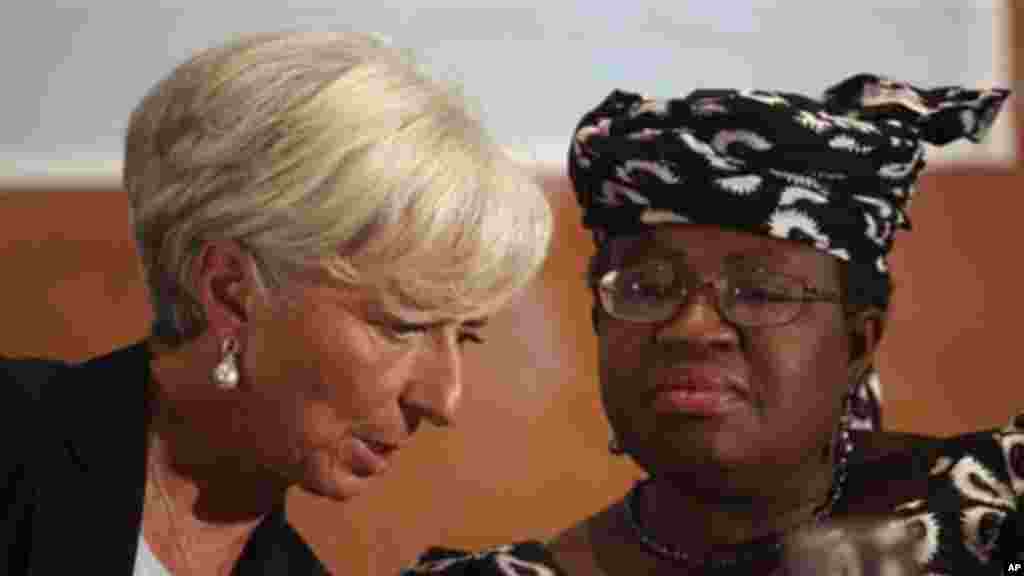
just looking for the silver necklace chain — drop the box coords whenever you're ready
[148,450,198,575]
[622,413,855,570]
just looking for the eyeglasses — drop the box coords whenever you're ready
[593,260,841,328]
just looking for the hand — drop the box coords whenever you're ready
[780,517,917,576]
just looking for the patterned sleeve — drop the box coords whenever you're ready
[889,414,1024,574]
[793,416,1024,575]
[401,542,568,576]
[996,414,1024,566]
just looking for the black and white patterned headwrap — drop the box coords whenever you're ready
[570,74,1009,432]
[569,74,1009,278]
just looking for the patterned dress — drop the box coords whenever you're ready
[403,414,1024,575]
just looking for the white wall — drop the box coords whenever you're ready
[0,1,1013,187]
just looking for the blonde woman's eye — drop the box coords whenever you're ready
[368,317,428,342]
[458,331,485,345]
[390,321,429,338]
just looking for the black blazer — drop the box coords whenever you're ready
[0,341,329,575]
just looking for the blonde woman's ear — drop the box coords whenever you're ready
[193,240,257,332]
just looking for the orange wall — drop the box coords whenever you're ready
[2,170,1023,573]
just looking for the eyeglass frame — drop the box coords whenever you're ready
[588,259,844,328]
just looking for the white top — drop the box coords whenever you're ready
[133,535,174,576]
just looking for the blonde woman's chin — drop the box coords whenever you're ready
[296,437,394,502]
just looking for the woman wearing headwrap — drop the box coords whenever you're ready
[404,75,1019,575]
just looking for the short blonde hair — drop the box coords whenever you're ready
[124,31,551,346]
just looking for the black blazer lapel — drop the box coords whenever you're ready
[28,342,151,574]
[233,507,329,575]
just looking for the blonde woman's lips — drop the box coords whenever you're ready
[350,436,393,477]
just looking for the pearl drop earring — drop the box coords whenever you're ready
[212,336,240,390]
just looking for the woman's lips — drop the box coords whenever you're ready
[349,436,396,477]
[653,388,746,416]
[651,367,749,417]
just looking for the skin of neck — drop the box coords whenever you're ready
[144,336,288,568]
[634,430,838,557]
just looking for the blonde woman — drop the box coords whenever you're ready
[1,31,551,575]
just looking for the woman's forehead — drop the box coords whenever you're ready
[363,287,493,325]
[612,225,838,272]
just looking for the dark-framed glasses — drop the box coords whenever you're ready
[593,259,841,328]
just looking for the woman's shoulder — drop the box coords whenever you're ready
[844,417,1024,572]
[0,353,70,429]
[0,341,148,403]
[0,354,68,398]
[923,414,1024,505]
[402,541,568,576]
[851,415,1024,486]
[0,342,149,450]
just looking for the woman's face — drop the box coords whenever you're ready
[597,225,855,486]
[228,270,486,502]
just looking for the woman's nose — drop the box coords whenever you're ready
[400,333,463,428]
[654,281,739,349]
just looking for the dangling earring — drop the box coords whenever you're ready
[212,336,240,390]
[837,394,855,459]
[814,391,856,519]
[609,434,625,456]
[829,390,856,481]
[823,389,857,463]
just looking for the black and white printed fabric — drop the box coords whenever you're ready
[404,413,1024,575]
[568,74,1009,433]
[568,74,1009,276]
